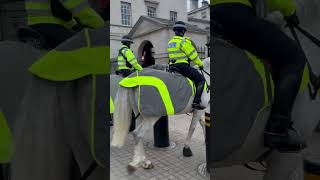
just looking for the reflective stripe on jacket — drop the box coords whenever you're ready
[211,0,296,17]
[25,0,105,29]
[167,36,203,67]
[117,45,143,71]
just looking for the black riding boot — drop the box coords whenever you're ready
[264,115,306,152]
[192,82,206,110]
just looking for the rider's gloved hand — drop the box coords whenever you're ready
[199,65,204,71]
[284,11,299,27]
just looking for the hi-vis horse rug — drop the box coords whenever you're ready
[119,68,195,116]
[110,75,122,113]
[211,37,320,168]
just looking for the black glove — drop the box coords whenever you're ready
[284,11,299,27]
[199,65,204,70]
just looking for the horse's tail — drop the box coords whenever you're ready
[111,87,132,148]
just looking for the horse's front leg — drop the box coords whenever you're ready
[183,110,204,157]
[128,117,158,172]
[199,112,206,137]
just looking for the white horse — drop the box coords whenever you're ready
[111,58,210,170]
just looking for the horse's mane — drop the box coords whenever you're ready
[200,57,210,72]
[266,0,320,26]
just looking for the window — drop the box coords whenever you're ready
[147,7,156,17]
[201,11,207,18]
[121,2,131,26]
[170,11,177,21]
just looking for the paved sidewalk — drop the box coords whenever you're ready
[111,114,320,180]
[110,114,208,180]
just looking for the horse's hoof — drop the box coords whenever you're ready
[183,147,193,157]
[127,164,137,174]
[141,160,154,169]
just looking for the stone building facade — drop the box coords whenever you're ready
[110,0,188,59]
[110,0,210,71]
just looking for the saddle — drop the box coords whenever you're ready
[115,70,126,77]
[168,66,180,73]
[17,26,49,50]
[212,20,232,43]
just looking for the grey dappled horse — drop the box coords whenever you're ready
[212,0,320,179]
[0,41,108,180]
[110,64,206,158]
[111,58,210,170]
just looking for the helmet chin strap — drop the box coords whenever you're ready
[123,42,131,48]
[175,30,185,37]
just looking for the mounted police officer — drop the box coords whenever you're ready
[24,0,105,48]
[117,35,143,77]
[212,0,307,152]
[167,21,206,110]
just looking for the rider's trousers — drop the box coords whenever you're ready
[169,63,206,103]
[212,3,307,123]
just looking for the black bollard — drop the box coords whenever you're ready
[153,116,170,148]
[205,112,211,173]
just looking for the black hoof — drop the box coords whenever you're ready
[183,147,193,157]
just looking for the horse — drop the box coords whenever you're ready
[0,27,109,180]
[210,0,320,179]
[111,58,210,170]
[110,63,207,157]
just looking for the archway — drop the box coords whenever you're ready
[139,40,154,67]
[137,40,171,148]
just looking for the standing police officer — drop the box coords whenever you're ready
[117,36,143,77]
[167,21,206,110]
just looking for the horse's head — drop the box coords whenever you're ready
[264,0,320,27]
[199,57,211,86]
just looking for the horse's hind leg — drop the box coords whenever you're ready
[264,151,304,180]
[128,116,159,172]
[183,110,205,157]
[199,112,206,137]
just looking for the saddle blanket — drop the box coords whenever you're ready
[119,68,195,116]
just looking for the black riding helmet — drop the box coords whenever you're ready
[173,21,187,35]
[121,35,134,44]
[121,35,134,48]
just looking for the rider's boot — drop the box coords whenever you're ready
[192,82,206,110]
[264,115,306,152]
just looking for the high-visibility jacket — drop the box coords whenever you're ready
[167,36,203,67]
[117,45,143,71]
[211,0,296,17]
[25,0,105,30]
